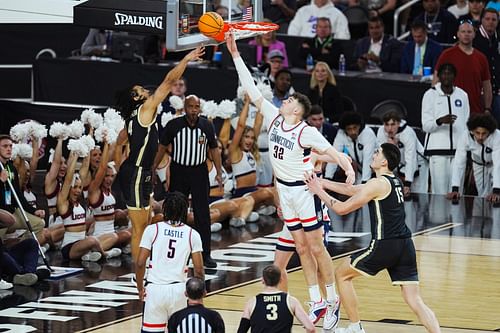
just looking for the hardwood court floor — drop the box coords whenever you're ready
[86,233,500,333]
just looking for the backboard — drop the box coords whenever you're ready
[165,0,263,51]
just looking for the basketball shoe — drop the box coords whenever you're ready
[323,296,340,330]
[307,299,328,324]
[335,322,366,333]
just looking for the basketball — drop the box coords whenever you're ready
[198,12,225,38]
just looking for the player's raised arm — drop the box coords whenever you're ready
[226,32,264,110]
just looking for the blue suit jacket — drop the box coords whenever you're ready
[400,38,443,74]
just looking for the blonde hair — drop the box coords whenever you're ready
[309,61,337,89]
[240,126,260,163]
[254,18,276,45]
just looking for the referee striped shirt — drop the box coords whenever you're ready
[168,304,225,333]
[160,115,218,166]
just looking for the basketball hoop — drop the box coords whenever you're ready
[213,21,279,42]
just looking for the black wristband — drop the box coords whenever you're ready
[452,186,459,193]
[436,119,442,126]
[493,188,500,194]
[404,181,412,187]
[237,318,251,333]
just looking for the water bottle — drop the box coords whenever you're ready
[306,54,314,72]
[339,54,346,76]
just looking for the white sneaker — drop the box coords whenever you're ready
[257,205,276,216]
[0,279,13,290]
[81,251,102,262]
[229,217,246,227]
[246,212,260,223]
[323,297,340,330]
[335,323,366,333]
[211,222,222,232]
[41,244,50,254]
[122,244,132,255]
[307,299,328,324]
[105,248,122,259]
[13,273,38,286]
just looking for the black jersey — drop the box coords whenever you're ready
[124,106,159,169]
[250,291,294,333]
[368,174,411,240]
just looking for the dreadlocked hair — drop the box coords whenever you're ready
[114,85,143,120]
[162,191,189,225]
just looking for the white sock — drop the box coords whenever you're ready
[348,321,363,332]
[325,283,337,302]
[308,285,322,303]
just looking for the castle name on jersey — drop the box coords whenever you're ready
[270,129,295,151]
[164,229,184,238]
[263,294,282,302]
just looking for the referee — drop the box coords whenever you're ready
[154,95,222,268]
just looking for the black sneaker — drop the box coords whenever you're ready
[203,255,217,268]
[35,268,51,281]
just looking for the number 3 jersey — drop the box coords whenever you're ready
[262,100,332,182]
[250,291,294,333]
[369,174,411,240]
[139,221,202,285]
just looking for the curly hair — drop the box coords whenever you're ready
[162,191,188,225]
[467,113,498,133]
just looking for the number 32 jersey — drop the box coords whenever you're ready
[262,100,331,182]
[139,221,202,284]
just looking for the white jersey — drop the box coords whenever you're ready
[261,100,331,182]
[139,221,203,285]
[24,190,37,209]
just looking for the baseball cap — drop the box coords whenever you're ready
[268,49,285,60]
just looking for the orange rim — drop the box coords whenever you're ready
[229,22,279,31]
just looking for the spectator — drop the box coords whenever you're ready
[448,0,470,18]
[473,8,500,122]
[0,135,45,244]
[364,0,397,35]
[434,20,492,114]
[377,111,429,195]
[459,0,486,29]
[354,16,403,73]
[288,0,351,39]
[307,61,344,123]
[307,105,338,144]
[326,111,377,183]
[249,22,289,68]
[215,5,229,18]
[272,69,293,108]
[237,265,315,333]
[262,0,297,33]
[414,0,458,44]
[400,20,443,75]
[422,63,470,195]
[448,113,500,201]
[298,17,341,70]
[168,277,225,333]
[264,49,286,85]
[80,29,115,56]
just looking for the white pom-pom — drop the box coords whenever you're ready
[237,86,246,100]
[10,123,30,142]
[216,100,236,119]
[28,121,47,140]
[81,108,103,129]
[257,81,273,102]
[161,112,174,127]
[201,100,219,118]
[49,122,70,140]
[68,120,85,138]
[67,135,94,157]
[99,108,124,144]
[94,126,106,143]
[156,104,163,115]
[12,143,33,160]
[169,95,184,111]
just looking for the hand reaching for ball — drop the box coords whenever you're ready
[185,46,205,62]
[225,32,239,56]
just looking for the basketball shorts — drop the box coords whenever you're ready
[276,179,322,232]
[118,163,153,210]
[350,237,419,285]
[142,282,186,332]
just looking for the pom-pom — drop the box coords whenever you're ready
[201,100,219,119]
[10,123,30,142]
[81,108,103,129]
[156,104,163,115]
[49,122,70,140]
[68,120,85,138]
[67,135,94,157]
[237,86,246,100]
[29,121,47,140]
[161,112,174,127]
[257,81,273,102]
[93,108,124,144]
[216,99,236,119]
[12,143,33,160]
[169,95,184,111]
